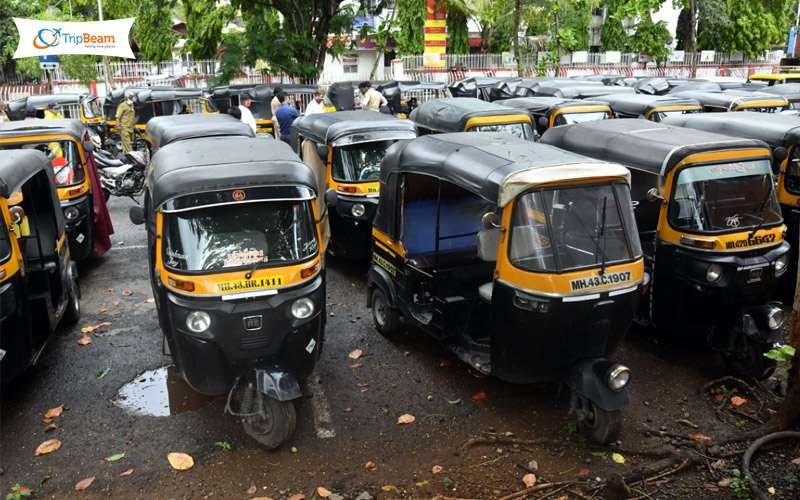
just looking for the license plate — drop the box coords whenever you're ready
[215,276,283,293]
[569,270,633,292]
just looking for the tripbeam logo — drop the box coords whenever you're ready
[13,18,135,58]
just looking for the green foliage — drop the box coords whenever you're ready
[722,0,791,58]
[240,7,281,67]
[182,0,235,59]
[5,484,32,500]
[564,419,579,434]
[558,1,592,52]
[696,0,729,50]
[209,30,245,86]
[629,13,672,63]
[135,0,177,63]
[215,441,232,451]
[731,469,751,499]
[764,344,795,374]
[600,0,630,51]
[396,0,426,54]
[447,10,470,54]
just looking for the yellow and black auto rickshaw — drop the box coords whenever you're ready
[129,135,326,449]
[496,97,612,136]
[291,110,417,258]
[0,119,111,262]
[747,73,800,87]
[542,120,790,378]
[759,83,800,110]
[1,149,80,384]
[671,90,789,113]
[144,113,256,156]
[5,93,105,136]
[209,84,321,135]
[367,132,645,443]
[592,94,704,122]
[409,98,535,140]
[512,78,606,98]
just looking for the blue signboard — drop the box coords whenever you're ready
[38,55,60,63]
[789,26,797,57]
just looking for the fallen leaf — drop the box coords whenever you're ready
[251,498,275,500]
[96,366,112,379]
[44,423,56,432]
[692,433,713,442]
[167,452,194,470]
[360,389,368,393]
[365,461,378,471]
[35,439,61,455]
[768,487,776,494]
[106,288,114,292]
[42,418,52,423]
[416,480,430,487]
[41,474,51,485]
[77,335,93,346]
[349,349,363,359]
[122,290,133,296]
[612,453,626,464]
[112,301,120,306]
[287,495,305,500]
[105,452,125,462]
[342,408,353,412]
[731,396,748,406]
[75,476,95,491]
[81,322,112,333]
[432,465,443,474]
[523,473,537,487]
[472,372,487,379]
[472,392,487,400]
[718,477,735,487]
[247,484,257,494]
[447,398,461,404]
[381,485,399,493]
[145,298,155,303]
[356,383,369,387]
[675,419,699,429]
[119,469,134,477]
[98,307,108,313]
[578,469,590,477]
[397,414,415,424]
[792,458,800,465]
[317,487,331,497]
[44,405,64,418]
[349,363,364,369]
[701,483,720,492]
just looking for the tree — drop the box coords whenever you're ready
[395,0,426,54]
[182,0,235,60]
[628,11,672,63]
[134,0,177,63]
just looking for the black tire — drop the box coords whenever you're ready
[371,286,399,336]
[723,337,776,380]
[578,400,622,444]
[62,276,81,326]
[242,396,296,449]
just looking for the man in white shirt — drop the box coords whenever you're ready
[305,90,327,115]
[238,94,257,133]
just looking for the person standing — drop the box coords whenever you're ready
[356,81,386,111]
[24,106,37,120]
[274,91,299,145]
[270,86,283,139]
[305,89,327,115]
[116,90,136,154]
[0,100,9,122]
[238,94,257,133]
[44,101,63,119]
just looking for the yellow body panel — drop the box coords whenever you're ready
[732,100,788,111]
[465,114,532,131]
[550,105,611,127]
[323,147,380,195]
[0,200,22,283]
[372,227,405,258]
[644,105,703,120]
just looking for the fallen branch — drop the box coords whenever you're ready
[495,481,580,500]
[462,435,670,459]
[565,489,593,500]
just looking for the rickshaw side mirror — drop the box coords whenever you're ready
[129,205,146,225]
[481,212,501,229]
[774,147,788,165]
[538,116,548,127]
[82,140,96,153]
[324,188,339,208]
[646,188,666,204]
[9,205,25,224]
[317,145,329,162]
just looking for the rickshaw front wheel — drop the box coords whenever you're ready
[577,398,622,445]
[62,275,81,326]
[722,337,776,380]
[242,396,297,449]
[371,287,399,336]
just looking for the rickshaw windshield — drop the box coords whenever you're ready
[82,100,102,119]
[670,159,781,233]
[468,122,534,140]
[0,218,11,264]
[739,106,786,113]
[785,147,800,196]
[331,140,393,183]
[162,200,318,272]
[2,140,86,187]
[553,110,610,126]
[649,108,701,122]
[509,182,641,273]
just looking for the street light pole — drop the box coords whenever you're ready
[97,0,115,95]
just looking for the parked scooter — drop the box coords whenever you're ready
[94,148,147,200]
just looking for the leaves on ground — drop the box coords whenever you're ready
[675,418,699,428]
[74,476,95,491]
[381,485,399,493]
[35,439,61,456]
[447,398,461,404]
[439,359,453,367]
[105,453,125,462]
[316,487,331,497]
[247,484,257,494]
[112,301,120,306]
[77,335,92,346]
[287,495,305,500]
[98,306,108,313]
[522,473,537,487]
[81,322,112,333]
[96,366,112,379]
[432,465,443,474]
[122,290,133,296]
[349,363,364,369]
[44,405,64,418]
[119,469,133,477]
[718,477,734,487]
[730,396,748,406]
[578,468,590,476]
[472,392,487,400]
[40,475,51,485]
[348,349,362,359]
[365,461,377,470]
[106,288,114,292]
[792,458,800,465]
[167,452,194,470]
[44,423,56,432]
[691,433,713,442]
[611,453,625,464]
[145,298,155,303]
[397,414,415,424]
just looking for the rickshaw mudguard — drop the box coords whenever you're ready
[367,265,398,308]
[250,363,303,401]
[564,359,630,412]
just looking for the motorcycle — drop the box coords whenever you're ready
[94,148,147,200]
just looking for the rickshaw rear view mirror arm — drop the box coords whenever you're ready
[481,212,501,229]
[646,188,666,204]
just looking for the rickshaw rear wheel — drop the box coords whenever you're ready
[371,287,399,336]
[63,276,81,325]
[578,399,622,445]
[242,396,297,449]
[723,337,776,380]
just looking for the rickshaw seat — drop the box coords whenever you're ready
[478,282,493,303]
[477,228,501,262]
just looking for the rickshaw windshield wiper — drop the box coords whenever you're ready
[244,257,267,280]
[748,186,775,239]
[599,196,608,276]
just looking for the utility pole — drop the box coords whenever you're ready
[97,0,116,95]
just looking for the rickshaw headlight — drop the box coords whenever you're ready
[186,311,211,333]
[606,365,631,392]
[291,297,315,319]
[775,253,789,272]
[351,203,366,218]
[767,308,786,330]
[705,264,723,283]
[64,206,80,220]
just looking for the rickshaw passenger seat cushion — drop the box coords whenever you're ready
[477,228,501,262]
[478,282,493,302]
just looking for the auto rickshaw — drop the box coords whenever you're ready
[0,119,112,262]
[632,77,693,95]
[128,136,326,448]
[592,94,704,122]
[447,77,506,100]
[747,73,800,86]
[757,83,800,110]
[487,77,542,101]
[213,83,322,135]
[534,85,636,99]
[671,90,789,113]
[373,81,449,116]
[541,120,789,378]
[291,110,417,259]
[367,132,644,443]
[102,86,149,132]
[496,97,612,136]
[409,98,535,140]
[661,112,800,301]
[512,78,605,98]
[144,113,256,155]
[5,93,105,136]
[1,149,80,384]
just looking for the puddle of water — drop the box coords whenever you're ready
[113,366,217,416]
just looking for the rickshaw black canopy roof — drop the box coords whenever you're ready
[540,119,769,176]
[249,84,320,101]
[488,78,542,101]
[0,149,55,198]
[409,98,529,132]
[671,90,788,109]
[149,136,316,208]
[661,112,800,148]
[761,83,800,100]
[135,88,206,103]
[209,84,260,99]
[292,110,417,145]
[0,118,87,141]
[448,77,505,98]
[145,114,256,148]
[6,93,96,120]
[535,85,635,98]
[497,97,610,115]
[374,80,448,92]
[590,93,702,116]
[515,78,605,96]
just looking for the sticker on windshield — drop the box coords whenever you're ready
[569,270,632,292]
[216,276,283,293]
[224,250,266,268]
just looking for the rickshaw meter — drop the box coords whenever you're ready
[606,365,630,392]
[291,298,315,319]
[64,206,80,220]
[775,254,789,273]
[186,311,211,333]
[705,264,723,283]
[351,203,366,218]
[767,308,786,330]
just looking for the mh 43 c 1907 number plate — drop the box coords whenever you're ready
[569,270,632,292]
